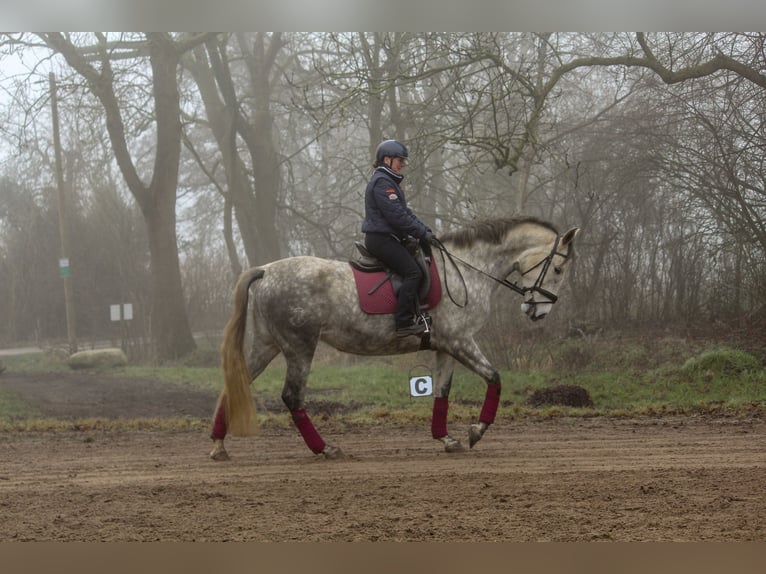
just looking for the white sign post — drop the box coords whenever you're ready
[110,304,134,352]
[110,304,133,322]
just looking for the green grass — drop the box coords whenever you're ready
[2,344,765,427]
[0,352,72,374]
[0,389,39,420]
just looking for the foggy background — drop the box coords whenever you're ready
[1,32,764,363]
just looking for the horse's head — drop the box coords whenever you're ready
[516,227,579,322]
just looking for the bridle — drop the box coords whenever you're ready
[430,235,570,309]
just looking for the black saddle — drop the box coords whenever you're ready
[350,238,432,302]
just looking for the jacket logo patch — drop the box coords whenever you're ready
[388,193,398,200]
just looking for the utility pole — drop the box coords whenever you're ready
[50,73,78,355]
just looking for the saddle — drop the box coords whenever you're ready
[349,238,442,315]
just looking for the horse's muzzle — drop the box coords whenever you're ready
[522,302,550,321]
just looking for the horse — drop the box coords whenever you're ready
[209,216,579,460]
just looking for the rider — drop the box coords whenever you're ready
[362,139,434,337]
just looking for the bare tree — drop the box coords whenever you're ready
[182,32,284,272]
[35,32,215,359]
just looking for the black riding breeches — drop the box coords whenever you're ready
[364,233,423,327]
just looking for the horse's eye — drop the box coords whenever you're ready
[554,266,562,275]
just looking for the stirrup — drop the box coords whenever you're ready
[416,313,432,349]
[416,312,432,333]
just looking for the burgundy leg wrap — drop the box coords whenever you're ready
[432,397,449,438]
[479,383,501,425]
[291,409,326,454]
[211,403,227,440]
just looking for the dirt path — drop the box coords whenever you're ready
[1,416,764,541]
[0,371,219,420]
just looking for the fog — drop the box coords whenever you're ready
[1,32,765,361]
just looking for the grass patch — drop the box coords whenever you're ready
[2,341,766,427]
[0,389,39,420]
[681,348,761,376]
[0,352,72,373]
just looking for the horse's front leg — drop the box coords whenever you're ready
[432,352,464,453]
[448,339,501,449]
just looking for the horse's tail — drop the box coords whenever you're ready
[217,267,265,437]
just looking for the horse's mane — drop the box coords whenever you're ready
[440,216,559,248]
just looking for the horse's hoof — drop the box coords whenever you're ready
[468,423,486,448]
[209,442,230,461]
[322,445,345,459]
[440,435,465,453]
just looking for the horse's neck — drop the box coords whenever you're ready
[449,241,514,279]
[445,224,555,283]
[436,242,506,323]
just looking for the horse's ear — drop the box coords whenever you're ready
[561,227,579,247]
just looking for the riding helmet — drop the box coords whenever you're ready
[375,139,409,164]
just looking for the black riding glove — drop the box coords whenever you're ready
[420,231,435,255]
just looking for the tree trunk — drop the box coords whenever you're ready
[240,32,283,265]
[144,192,196,359]
[142,34,196,359]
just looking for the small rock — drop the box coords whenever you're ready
[67,348,128,370]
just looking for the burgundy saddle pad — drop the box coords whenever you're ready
[351,257,442,314]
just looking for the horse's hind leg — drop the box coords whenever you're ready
[209,341,280,461]
[281,337,343,459]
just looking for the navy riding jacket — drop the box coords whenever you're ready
[361,166,430,239]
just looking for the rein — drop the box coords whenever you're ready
[430,236,568,308]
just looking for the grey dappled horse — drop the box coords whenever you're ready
[210,217,579,460]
